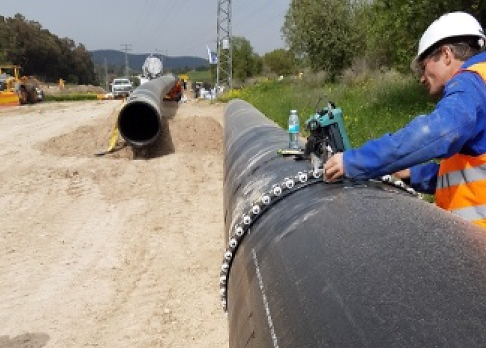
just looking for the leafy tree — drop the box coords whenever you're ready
[282,0,362,78]
[71,44,96,84]
[232,36,262,82]
[364,0,486,72]
[0,13,97,84]
[281,0,485,74]
[263,49,296,76]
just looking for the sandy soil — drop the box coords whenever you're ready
[0,97,228,348]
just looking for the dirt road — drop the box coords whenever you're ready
[0,99,228,348]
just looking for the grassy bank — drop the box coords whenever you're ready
[43,93,99,102]
[186,70,213,83]
[219,72,435,147]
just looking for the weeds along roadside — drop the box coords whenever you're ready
[219,70,436,202]
[43,93,100,102]
[219,70,435,148]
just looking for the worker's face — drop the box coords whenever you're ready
[419,46,456,99]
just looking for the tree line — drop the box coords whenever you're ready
[233,0,485,83]
[283,0,485,76]
[0,14,96,84]
[2,3,485,87]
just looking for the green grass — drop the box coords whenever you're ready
[186,69,213,83]
[219,74,435,148]
[44,93,99,102]
[219,72,436,202]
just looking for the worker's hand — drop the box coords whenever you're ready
[393,168,411,180]
[324,152,344,182]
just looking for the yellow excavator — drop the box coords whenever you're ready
[0,65,43,106]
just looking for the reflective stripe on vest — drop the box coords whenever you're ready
[435,62,486,228]
[435,153,486,209]
[453,204,486,222]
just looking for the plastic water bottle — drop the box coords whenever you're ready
[288,109,300,149]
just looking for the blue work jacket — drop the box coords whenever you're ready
[343,51,486,194]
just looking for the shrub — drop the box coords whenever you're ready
[44,93,98,102]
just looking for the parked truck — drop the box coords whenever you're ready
[110,78,133,99]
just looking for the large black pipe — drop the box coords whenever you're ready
[222,99,486,348]
[117,75,176,147]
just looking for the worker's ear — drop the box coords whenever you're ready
[442,46,454,66]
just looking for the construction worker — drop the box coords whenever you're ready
[324,12,486,228]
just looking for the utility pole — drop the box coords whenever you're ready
[216,0,232,92]
[155,49,168,69]
[104,58,108,91]
[120,43,132,77]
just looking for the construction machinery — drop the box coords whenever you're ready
[142,54,163,80]
[140,55,182,102]
[162,77,182,102]
[0,65,43,106]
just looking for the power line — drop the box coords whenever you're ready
[233,0,274,25]
[131,0,164,52]
[133,0,157,33]
[231,0,287,46]
[141,0,194,56]
[235,8,288,43]
[128,1,286,63]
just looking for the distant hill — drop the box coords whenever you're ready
[90,50,209,72]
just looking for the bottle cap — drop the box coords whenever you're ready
[291,109,297,114]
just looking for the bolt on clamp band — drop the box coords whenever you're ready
[219,168,421,312]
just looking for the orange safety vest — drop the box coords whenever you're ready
[435,62,486,228]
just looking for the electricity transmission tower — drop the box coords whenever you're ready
[216,0,232,91]
[121,43,132,77]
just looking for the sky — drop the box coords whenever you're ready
[1,0,292,59]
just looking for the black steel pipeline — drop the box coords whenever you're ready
[223,99,486,348]
[117,75,176,147]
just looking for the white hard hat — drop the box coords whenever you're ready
[411,12,485,70]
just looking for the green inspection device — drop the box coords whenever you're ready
[305,101,351,153]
